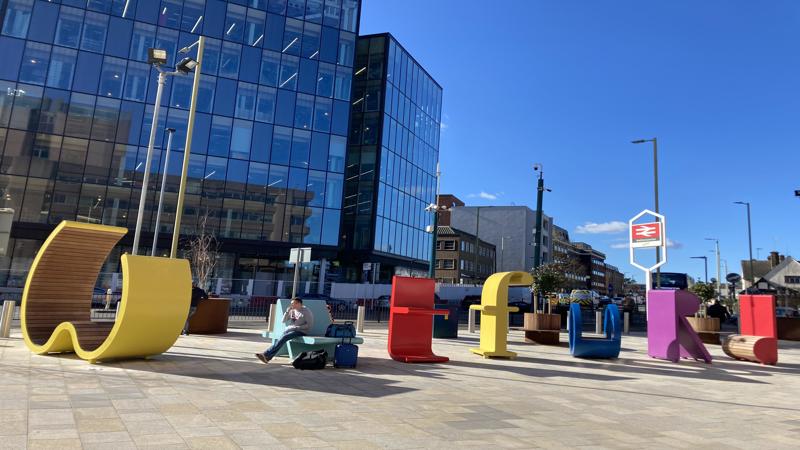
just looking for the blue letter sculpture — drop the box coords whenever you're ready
[568,303,621,359]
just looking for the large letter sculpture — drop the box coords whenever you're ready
[647,289,712,363]
[388,276,449,363]
[568,303,622,358]
[723,295,778,365]
[470,271,530,359]
[21,221,191,363]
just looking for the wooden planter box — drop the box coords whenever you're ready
[523,312,560,345]
[777,317,800,341]
[686,316,721,345]
[188,298,231,334]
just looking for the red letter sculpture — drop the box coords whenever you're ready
[723,295,778,365]
[388,276,449,363]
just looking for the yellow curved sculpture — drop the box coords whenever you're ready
[470,271,532,359]
[21,221,191,363]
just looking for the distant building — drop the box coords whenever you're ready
[747,252,800,308]
[450,206,552,273]
[436,194,464,226]
[433,226,495,284]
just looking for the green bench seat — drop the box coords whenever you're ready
[261,299,364,359]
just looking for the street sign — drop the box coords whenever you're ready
[289,247,311,264]
[630,222,663,248]
[726,273,741,284]
[363,262,372,271]
[628,209,667,298]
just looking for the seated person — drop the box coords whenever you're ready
[256,298,314,363]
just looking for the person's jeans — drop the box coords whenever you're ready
[183,306,197,334]
[264,330,306,359]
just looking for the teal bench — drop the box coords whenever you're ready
[261,299,364,359]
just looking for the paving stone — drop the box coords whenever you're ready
[1,326,799,449]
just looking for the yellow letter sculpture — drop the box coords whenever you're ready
[21,221,191,363]
[470,271,532,359]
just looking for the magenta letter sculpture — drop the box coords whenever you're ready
[647,289,712,363]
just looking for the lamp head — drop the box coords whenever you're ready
[147,48,168,65]
[176,57,198,74]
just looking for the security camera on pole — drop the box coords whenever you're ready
[628,209,667,321]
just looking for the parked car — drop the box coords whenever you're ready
[508,301,533,314]
[597,296,612,307]
[570,290,593,308]
[776,306,799,318]
[298,293,350,312]
[461,295,482,310]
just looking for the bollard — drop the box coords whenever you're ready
[624,312,630,335]
[104,288,112,310]
[468,308,476,333]
[595,310,602,334]
[0,300,15,338]
[356,305,365,332]
[267,303,276,332]
[566,310,570,332]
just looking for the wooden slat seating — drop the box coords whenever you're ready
[23,223,126,352]
[21,221,192,363]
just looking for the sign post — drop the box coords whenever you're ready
[629,210,667,321]
[289,247,311,298]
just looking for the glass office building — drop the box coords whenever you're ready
[0,0,360,287]
[341,33,442,281]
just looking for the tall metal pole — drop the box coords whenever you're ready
[291,248,302,298]
[152,128,175,256]
[428,163,441,278]
[706,238,721,299]
[171,36,205,258]
[734,201,755,289]
[533,170,544,269]
[746,203,754,287]
[652,138,661,288]
[133,70,166,255]
[473,207,480,283]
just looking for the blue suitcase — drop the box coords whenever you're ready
[333,341,358,368]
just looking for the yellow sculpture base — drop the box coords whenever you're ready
[470,348,517,359]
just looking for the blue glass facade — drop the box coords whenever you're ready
[341,33,442,279]
[0,0,360,280]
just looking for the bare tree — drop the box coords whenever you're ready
[183,210,219,291]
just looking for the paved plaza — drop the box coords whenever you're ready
[1,323,799,450]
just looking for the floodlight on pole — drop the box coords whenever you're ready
[734,201,755,289]
[171,37,205,258]
[131,49,194,255]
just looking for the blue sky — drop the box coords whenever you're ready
[361,0,800,282]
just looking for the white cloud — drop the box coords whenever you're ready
[667,239,683,249]
[467,191,499,200]
[609,238,682,250]
[575,221,627,234]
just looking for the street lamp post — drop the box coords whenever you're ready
[532,164,551,270]
[171,37,205,258]
[428,163,442,278]
[705,238,721,299]
[151,128,176,256]
[631,138,660,287]
[734,201,754,289]
[691,256,708,283]
[132,49,197,255]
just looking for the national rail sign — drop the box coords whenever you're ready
[630,221,663,248]
[628,209,667,288]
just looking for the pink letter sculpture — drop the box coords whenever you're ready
[647,289,712,363]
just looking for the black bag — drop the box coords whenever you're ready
[325,321,356,338]
[292,350,328,370]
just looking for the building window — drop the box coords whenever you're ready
[442,259,454,270]
[785,276,800,284]
[443,240,455,250]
